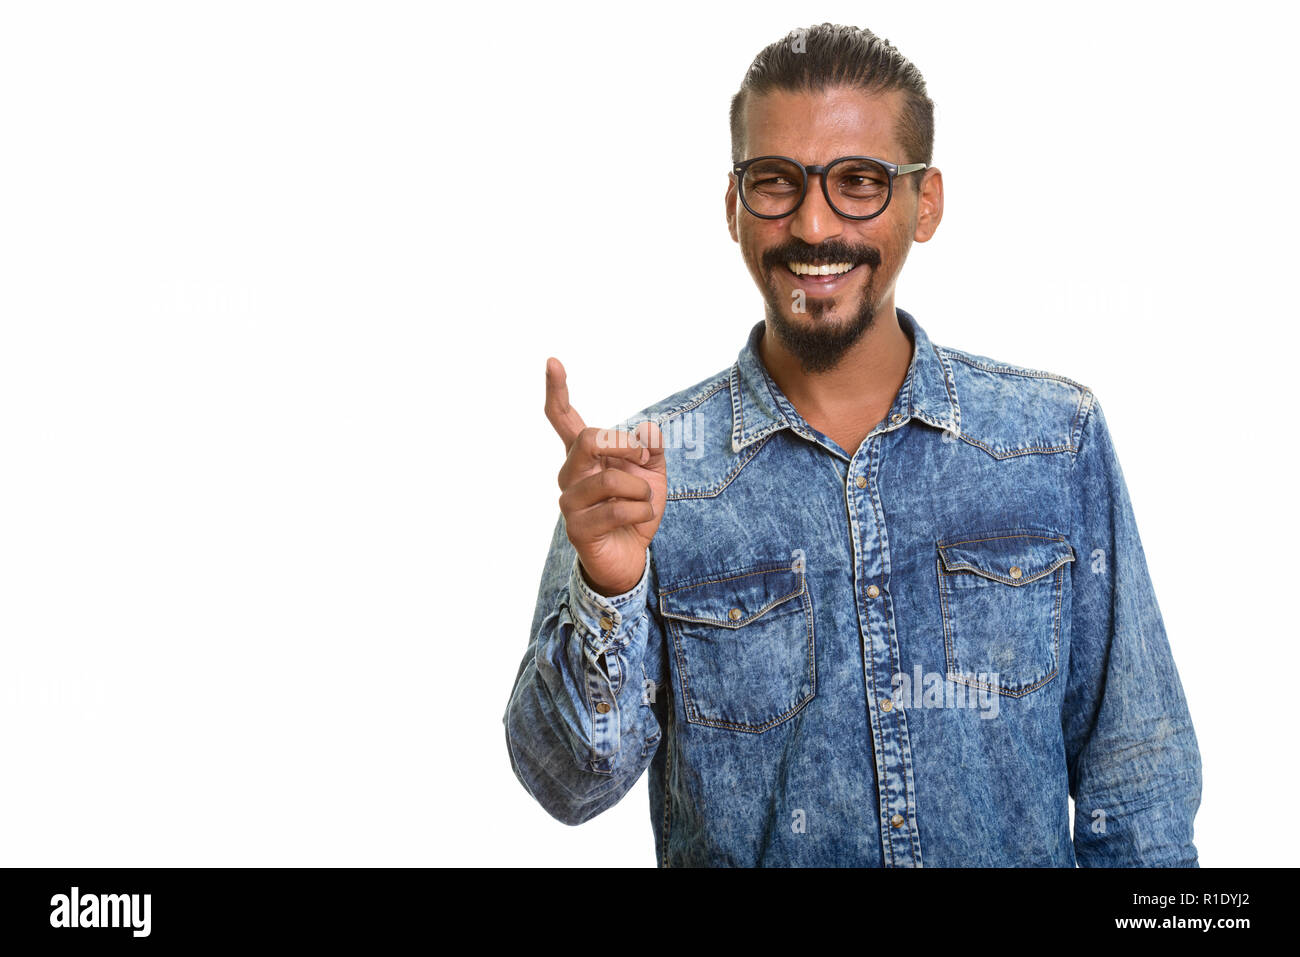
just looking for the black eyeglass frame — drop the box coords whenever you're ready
[731,154,928,221]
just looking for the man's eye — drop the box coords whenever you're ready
[838,175,887,197]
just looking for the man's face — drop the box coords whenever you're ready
[726,86,939,373]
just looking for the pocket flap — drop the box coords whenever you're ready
[937,531,1075,585]
[660,564,805,628]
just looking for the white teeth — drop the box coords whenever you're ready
[787,262,854,276]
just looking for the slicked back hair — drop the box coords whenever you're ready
[730,23,935,192]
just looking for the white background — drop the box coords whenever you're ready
[1,1,1295,866]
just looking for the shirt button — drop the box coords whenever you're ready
[595,702,610,714]
[598,615,614,630]
[881,698,893,712]
[855,475,867,489]
[890,813,905,828]
[728,608,743,621]
[867,584,880,598]
[890,413,902,423]
[1008,566,1023,580]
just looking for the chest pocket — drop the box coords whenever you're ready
[936,530,1075,697]
[659,562,815,733]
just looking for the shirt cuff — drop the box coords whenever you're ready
[566,548,650,651]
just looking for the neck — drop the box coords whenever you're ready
[758,301,914,448]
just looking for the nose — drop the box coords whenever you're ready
[788,174,844,244]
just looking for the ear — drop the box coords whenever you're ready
[913,167,944,242]
[726,174,739,243]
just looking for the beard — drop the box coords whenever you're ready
[760,245,884,375]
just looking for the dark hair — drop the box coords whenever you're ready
[729,23,935,191]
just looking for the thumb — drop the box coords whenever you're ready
[632,420,666,468]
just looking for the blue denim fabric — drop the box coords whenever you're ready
[504,308,1201,867]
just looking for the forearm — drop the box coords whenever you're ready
[504,543,662,825]
[1071,708,1202,867]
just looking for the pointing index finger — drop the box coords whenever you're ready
[544,357,587,450]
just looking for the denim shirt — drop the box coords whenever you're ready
[504,307,1201,867]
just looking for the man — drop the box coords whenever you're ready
[504,23,1201,867]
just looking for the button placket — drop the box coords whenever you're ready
[584,655,619,767]
[850,432,923,867]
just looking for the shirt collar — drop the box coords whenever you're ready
[729,306,961,454]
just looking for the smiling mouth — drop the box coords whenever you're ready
[779,261,863,289]
[785,261,858,277]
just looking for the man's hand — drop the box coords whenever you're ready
[545,357,667,597]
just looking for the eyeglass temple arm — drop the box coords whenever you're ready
[895,163,928,176]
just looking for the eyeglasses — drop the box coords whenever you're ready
[732,154,928,221]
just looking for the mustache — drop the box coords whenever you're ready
[763,244,881,270]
